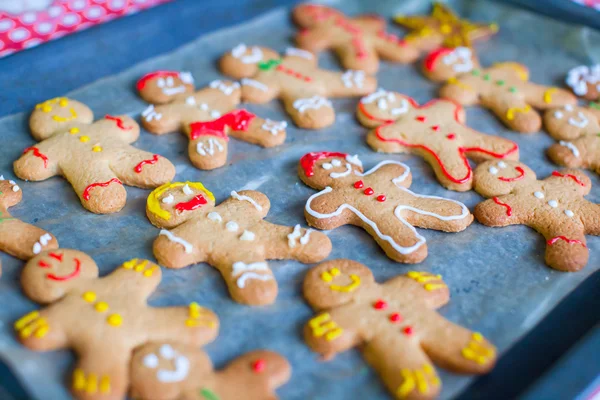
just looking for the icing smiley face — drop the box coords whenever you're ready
[29,97,94,140]
[359,89,413,124]
[142,344,191,383]
[147,182,216,229]
[299,151,363,187]
[487,161,525,182]
[21,249,99,303]
[137,71,195,104]
[473,160,536,197]
[552,104,590,129]
[423,46,478,82]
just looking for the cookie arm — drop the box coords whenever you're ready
[109,149,175,189]
[319,69,377,98]
[0,220,58,260]
[540,225,588,272]
[373,34,420,64]
[103,259,163,300]
[282,93,335,130]
[14,305,68,352]
[92,115,140,143]
[153,225,207,269]
[400,188,473,232]
[474,194,530,228]
[14,139,61,181]
[390,273,450,309]
[461,126,519,162]
[547,136,596,170]
[141,102,200,135]
[260,222,332,263]
[145,305,219,346]
[481,94,542,133]
[227,115,287,148]
[521,84,576,110]
[304,310,361,360]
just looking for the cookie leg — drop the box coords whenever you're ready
[14,144,58,181]
[71,349,130,400]
[145,305,219,346]
[334,43,381,75]
[484,98,541,133]
[140,103,191,135]
[188,136,229,170]
[283,94,335,129]
[544,230,588,272]
[110,150,175,189]
[217,259,278,306]
[400,190,472,233]
[374,36,420,64]
[363,335,442,400]
[228,115,287,148]
[62,164,126,214]
[547,136,591,169]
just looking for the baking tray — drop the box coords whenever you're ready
[0,0,598,399]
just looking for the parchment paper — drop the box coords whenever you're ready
[0,0,598,399]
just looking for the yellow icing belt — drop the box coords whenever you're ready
[396,364,440,398]
[461,332,495,364]
[147,181,215,221]
[506,105,532,120]
[309,313,343,341]
[36,97,78,122]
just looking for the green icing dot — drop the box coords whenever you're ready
[483,74,491,81]
[471,69,480,76]
[200,388,220,400]
[495,80,505,86]
[509,86,517,93]
[591,102,600,110]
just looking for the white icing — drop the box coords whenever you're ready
[287,224,314,248]
[241,78,268,92]
[159,344,176,359]
[230,191,262,211]
[442,47,473,73]
[226,221,239,232]
[534,191,545,199]
[566,65,600,96]
[142,104,162,122]
[261,119,287,135]
[32,243,42,255]
[341,70,365,88]
[236,272,273,288]
[209,80,240,96]
[285,47,313,59]
[565,104,574,112]
[159,230,193,254]
[293,96,332,113]
[345,154,363,168]
[300,229,312,245]
[179,71,194,84]
[162,86,186,96]
[565,210,574,217]
[143,353,159,368]
[185,96,196,105]
[548,200,558,208]
[231,43,264,64]
[322,163,333,170]
[207,212,222,222]
[554,111,564,119]
[360,89,409,116]
[240,230,255,241]
[144,346,190,383]
[196,138,224,156]
[304,161,469,255]
[331,159,341,167]
[231,261,273,288]
[32,233,52,255]
[162,194,174,204]
[210,110,221,119]
[12,184,20,192]
[568,111,589,128]
[489,166,499,175]
[559,141,580,157]
[182,184,193,195]
[497,161,507,168]
[330,163,352,178]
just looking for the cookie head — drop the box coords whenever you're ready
[303,259,375,309]
[29,97,94,141]
[298,152,363,189]
[423,47,477,82]
[219,44,280,79]
[21,249,99,304]
[0,178,22,208]
[358,90,418,126]
[473,160,536,197]
[136,71,195,104]
[146,182,216,229]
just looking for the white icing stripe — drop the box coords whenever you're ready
[231,43,264,64]
[341,70,365,88]
[559,140,580,157]
[568,111,589,128]
[261,119,287,135]
[443,47,473,73]
[285,47,313,59]
[236,272,273,288]
[304,161,470,255]
[360,89,408,116]
[162,86,186,96]
[159,230,193,254]
[209,80,240,96]
[232,261,269,276]
[230,191,262,211]
[330,163,352,178]
[287,224,313,248]
[293,96,332,113]
[241,78,268,92]
[300,229,312,245]
[197,138,224,156]
[157,355,190,383]
[142,104,162,122]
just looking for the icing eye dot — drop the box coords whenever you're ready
[331,159,342,167]
[548,200,558,208]
[565,104,574,112]
[162,194,174,204]
[166,76,174,87]
[226,221,239,232]
[533,191,544,199]
[554,111,564,119]
[182,184,193,195]
[156,78,165,88]
[489,166,498,175]
[565,210,574,217]
[143,353,159,369]
[322,163,333,170]
[159,344,176,359]
[497,161,507,168]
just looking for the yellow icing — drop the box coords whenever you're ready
[14,311,39,329]
[447,77,474,92]
[461,333,495,364]
[329,273,361,292]
[69,127,80,134]
[95,302,109,312]
[79,136,90,143]
[82,291,96,303]
[147,181,215,221]
[309,313,343,340]
[107,314,122,327]
[543,88,557,104]
[506,105,532,120]
[92,145,102,152]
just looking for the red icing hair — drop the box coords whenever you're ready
[136,71,182,91]
[423,47,454,71]
[300,151,348,177]
[189,109,256,141]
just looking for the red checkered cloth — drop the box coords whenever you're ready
[571,0,600,10]
[0,0,173,58]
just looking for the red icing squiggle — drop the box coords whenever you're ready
[136,71,181,91]
[47,258,81,281]
[300,151,348,177]
[175,194,207,213]
[424,47,453,71]
[551,171,586,187]
[23,147,49,168]
[276,65,312,81]
[105,115,132,130]
[134,155,160,173]
[547,236,586,247]
[189,109,255,141]
[498,166,525,182]
[492,197,512,216]
[82,178,123,200]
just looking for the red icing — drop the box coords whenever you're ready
[403,326,414,336]
[105,115,132,130]
[276,65,312,82]
[358,97,461,124]
[431,125,440,131]
[252,359,266,373]
[175,194,207,213]
[389,313,401,323]
[551,171,586,187]
[23,147,49,168]
[415,116,426,122]
[492,196,512,216]
[299,152,348,177]
[446,133,456,140]
[134,155,160,173]
[47,258,81,281]
[49,252,63,261]
[498,166,525,182]
[364,188,374,196]
[38,261,51,268]
[376,195,386,202]
[423,47,453,71]
[373,299,387,310]
[136,71,182,91]
[82,178,123,201]
[547,236,586,247]
[354,180,364,189]
[377,30,407,46]
[189,109,255,141]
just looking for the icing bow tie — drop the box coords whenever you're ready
[258,58,282,71]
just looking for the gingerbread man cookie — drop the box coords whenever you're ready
[357,90,519,191]
[566,64,600,101]
[14,97,176,214]
[395,2,498,52]
[545,103,600,175]
[304,259,496,400]
[292,4,419,74]
[298,152,473,263]
[436,60,576,133]
[473,160,600,271]
[130,343,291,400]
[219,45,377,129]
[15,250,219,400]
[146,182,332,305]
[0,177,58,276]
[137,71,287,170]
